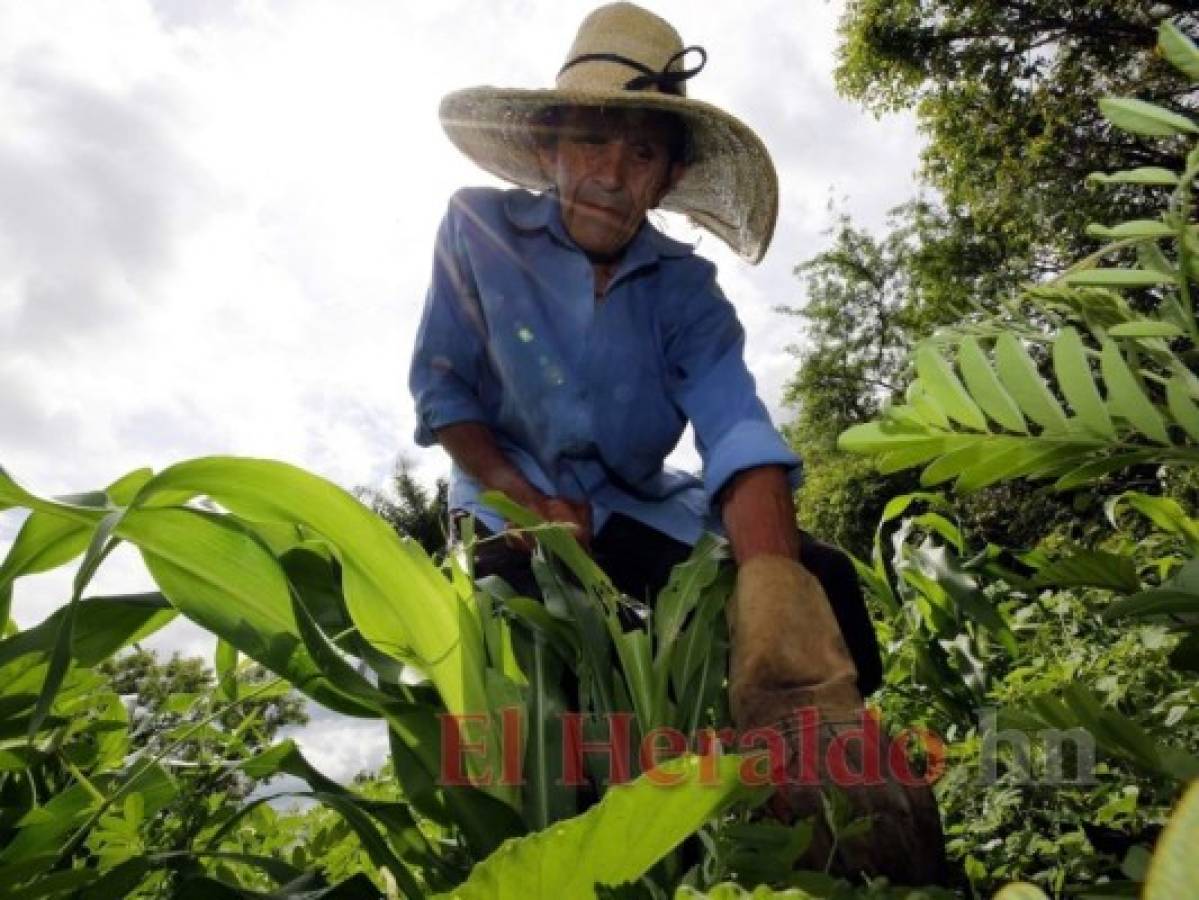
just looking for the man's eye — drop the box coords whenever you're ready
[566,131,606,145]
[632,143,656,161]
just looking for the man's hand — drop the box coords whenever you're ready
[506,495,592,552]
[432,422,593,553]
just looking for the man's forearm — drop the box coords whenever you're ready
[720,465,801,565]
[434,421,545,509]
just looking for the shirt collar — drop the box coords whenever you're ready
[503,189,694,277]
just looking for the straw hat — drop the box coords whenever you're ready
[439,2,779,264]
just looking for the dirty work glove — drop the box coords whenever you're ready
[727,554,948,886]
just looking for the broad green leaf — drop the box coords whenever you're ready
[1159,20,1199,80]
[436,755,766,900]
[383,702,526,859]
[1063,268,1177,288]
[958,337,1026,433]
[654,533,724,649]
[130,458,489,736]
[1030,549,1140,593]
[837,420,932,454]
[485,492,613,593]
[994,334,1069,432]
[915,345,987,431]
[508,624,576,830]
[907,381,949,429]
[1053,328,1115,438]
[0,593,173,671]
[954,443,1084,493]
[1098,97,1199,137]
[919,440,996,487]
[876,440,947,473]
[878,491,952,527]
[0,468,152,594]
[118,507,378,718]
[1107,492,1199,549]
[993,885,1051,900]
[1145,779,1199,899]
[1086,220,1175,240]
[1103,590,1199,620]
[215,639,238,702]
[1053,451,1156,490]
[1087,167,1179,186]
[1100,341,1171,444]
[1107,321,1185,338]
[1166,375,1199,441]
[613,628,655,730]
[28,511,122,739]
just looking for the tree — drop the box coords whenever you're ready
[356,456,449,556]
[779,204,933,555]
[835,1,1199,294]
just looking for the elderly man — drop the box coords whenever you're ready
[410,2,946,885]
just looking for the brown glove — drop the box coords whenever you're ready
[727,554,948,886]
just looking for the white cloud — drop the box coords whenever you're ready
[0,0,922,781]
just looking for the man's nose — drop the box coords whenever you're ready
[593,140,630,189]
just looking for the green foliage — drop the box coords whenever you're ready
[833,21,1199,897]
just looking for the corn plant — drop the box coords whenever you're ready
[0,456,769,898]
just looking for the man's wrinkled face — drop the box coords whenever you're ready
[536,107,686,260]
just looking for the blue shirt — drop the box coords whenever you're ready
[408,187,801,547]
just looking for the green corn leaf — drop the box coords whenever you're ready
[435,755,766,900]
[1107,321,1185,338]
[994,334,1069,432]
[1159,20,1199,80]
[130,457,490,732]
[915,345,987,431]
[1166,375,1199,442]
[383,702,527,859]
[1063,268,1177,288]
[0,593,173,672]
[507,625,575,830]
[214,639,238,702]
[27,511,122,740]
[1087,167,1180,186]
[1098,97,1199,137]
[1086,220,1175,239]
[1100,341,1171,444]
[118,507,379,718]
[1053,328,1115,438]
[0,468,152,595]
[958,337,1027,433]
[485,492,613,593]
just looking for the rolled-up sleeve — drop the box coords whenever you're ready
[664,263,802,504]
[408,195,491,446]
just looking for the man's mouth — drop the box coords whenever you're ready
[576,199,627,221]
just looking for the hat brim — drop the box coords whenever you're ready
[439,87,779,264]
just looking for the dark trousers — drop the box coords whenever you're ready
[456,511,884,697]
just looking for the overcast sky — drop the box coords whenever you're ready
[0,0,922,780]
